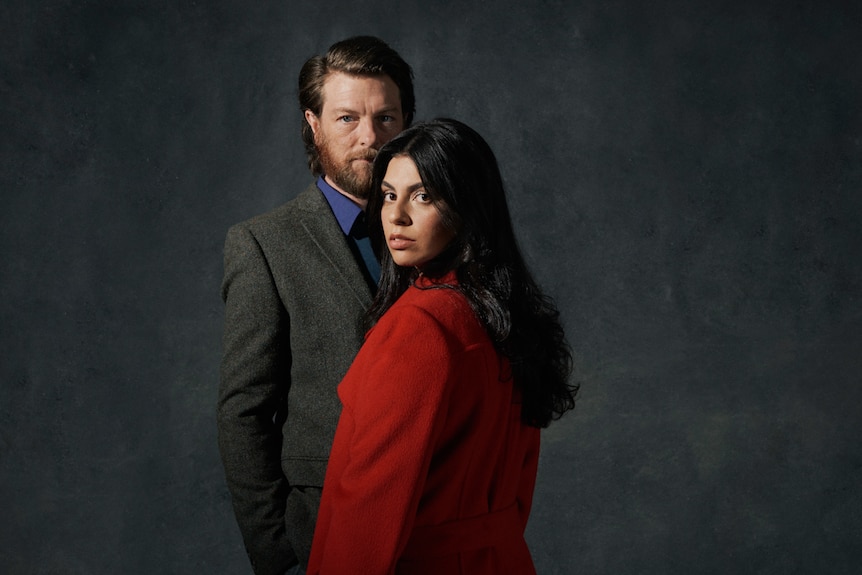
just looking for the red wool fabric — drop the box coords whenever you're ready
[308,273,540,574]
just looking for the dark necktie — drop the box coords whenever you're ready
[350,214,380,285]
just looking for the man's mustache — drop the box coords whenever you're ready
[352,150,377,162]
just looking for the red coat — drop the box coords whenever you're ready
[308,273,540,574]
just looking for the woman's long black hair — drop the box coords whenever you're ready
[365,118,577,428]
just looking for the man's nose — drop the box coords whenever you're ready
[357,118,380,148]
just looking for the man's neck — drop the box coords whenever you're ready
[323,175,368,210]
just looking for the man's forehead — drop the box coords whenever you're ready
[321,72,401,109]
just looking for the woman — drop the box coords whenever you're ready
[307,119,577,574]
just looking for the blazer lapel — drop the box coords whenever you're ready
[298,189,374,308]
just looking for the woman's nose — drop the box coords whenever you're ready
[388,202,410,225]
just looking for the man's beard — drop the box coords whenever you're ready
[316,136,377,200]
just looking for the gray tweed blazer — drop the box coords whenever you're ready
[217,184,373,575]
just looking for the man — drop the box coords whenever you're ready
[217,36,415,575]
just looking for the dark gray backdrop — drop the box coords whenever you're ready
[2,1,860,573]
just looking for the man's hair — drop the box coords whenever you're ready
[298,36,416,175]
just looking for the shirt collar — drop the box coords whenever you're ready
[317,175,364,236]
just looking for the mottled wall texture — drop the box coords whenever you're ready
[2,1,860,573]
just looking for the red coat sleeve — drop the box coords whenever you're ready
[308,301,459,574]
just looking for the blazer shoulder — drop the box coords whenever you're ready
[228,183,325,233]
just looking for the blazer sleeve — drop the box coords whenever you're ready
[217,223,297,575]
[309,303,458,575]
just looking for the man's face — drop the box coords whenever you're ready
[305,72,404,202]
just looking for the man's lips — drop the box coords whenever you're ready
[351,153,377,164]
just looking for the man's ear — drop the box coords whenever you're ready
[304,110,320,134]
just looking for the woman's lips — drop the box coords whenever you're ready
[388,234,413,250]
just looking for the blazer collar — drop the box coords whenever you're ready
[298,185,374,308]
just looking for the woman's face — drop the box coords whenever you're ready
[380,155,456,268]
